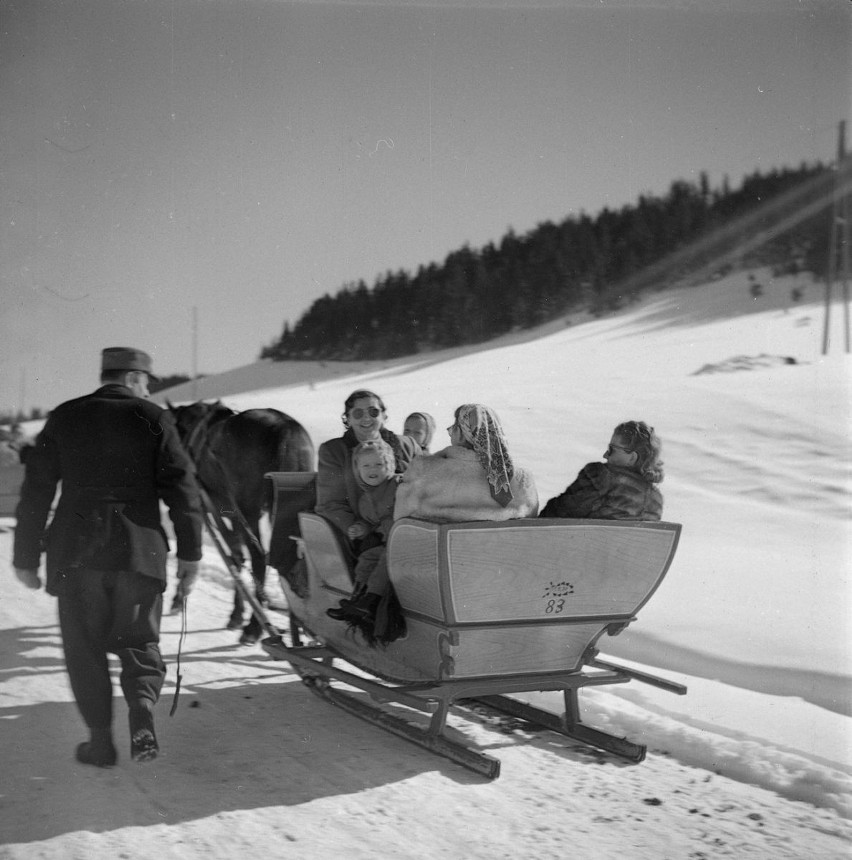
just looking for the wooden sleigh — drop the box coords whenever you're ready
[256,472,686,778]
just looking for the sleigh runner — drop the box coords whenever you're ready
[258,472,685,778]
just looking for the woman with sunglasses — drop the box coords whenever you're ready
[539,420,664,521]
[315,389,421,551]
[394,403,538,523]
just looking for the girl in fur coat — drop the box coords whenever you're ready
[394,404,538,522]
[540,421,664,521]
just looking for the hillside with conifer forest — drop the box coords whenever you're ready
[261,161,848,362]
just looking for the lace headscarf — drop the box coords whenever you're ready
[454,404,514,507]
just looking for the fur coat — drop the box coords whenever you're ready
[539,462,663,521]
[394,445,538,523]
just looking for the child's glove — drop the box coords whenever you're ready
[347,522,368,540]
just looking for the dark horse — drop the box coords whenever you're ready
[168,400,314,643]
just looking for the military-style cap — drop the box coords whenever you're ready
[101,346,159,380]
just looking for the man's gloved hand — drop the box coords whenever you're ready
[14,568,42,590]
[175,559,201,599]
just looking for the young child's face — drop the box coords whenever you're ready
[356,452,394,487]
[604,434,636,469]
[403,416,429,447]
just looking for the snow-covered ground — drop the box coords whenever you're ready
[2,268,850,857]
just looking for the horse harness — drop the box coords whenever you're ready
[180,405,266,563]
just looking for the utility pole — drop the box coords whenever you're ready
[822,120,852,355]
[191,306,199,400]
[18,368,26,423]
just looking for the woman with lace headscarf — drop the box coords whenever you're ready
[394,404,538,522]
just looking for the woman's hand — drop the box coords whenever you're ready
[348,522,368,539]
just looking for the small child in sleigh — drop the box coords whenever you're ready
[326,439,405,644]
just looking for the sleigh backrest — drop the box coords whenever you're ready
[387,517,681,626]
[278,498,680,682]
[286,509,681,629]
[265,471,319,576]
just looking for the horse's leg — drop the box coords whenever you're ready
[228,591,245,630]
[252,549,269,608]
[289,613,303,648]
[223,523,247,630]
[239,516,267,645]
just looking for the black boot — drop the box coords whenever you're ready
[76,727,117,768]
[326,600,349,620]
[129,701,159,763]
[325,584,368,620]
[328,592,381,624]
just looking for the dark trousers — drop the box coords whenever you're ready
[57,569,165,730]
[354,544,390,594]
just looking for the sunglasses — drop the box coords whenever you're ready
[349,407,381,420]
[606,442,632,456]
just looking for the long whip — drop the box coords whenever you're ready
[169,594,188,716]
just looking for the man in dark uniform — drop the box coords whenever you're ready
[13,347,204,767]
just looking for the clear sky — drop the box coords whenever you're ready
[1,0,850,414]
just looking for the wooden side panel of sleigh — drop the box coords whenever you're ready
[290,512,451,683]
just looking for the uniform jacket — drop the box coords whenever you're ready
[394,445,539,523]
[13,384,203,595]
[315,428,419,535]
[539,461,663,521]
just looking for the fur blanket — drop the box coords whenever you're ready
[394,445,538,523]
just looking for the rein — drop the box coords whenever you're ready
[182,403,227,464]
